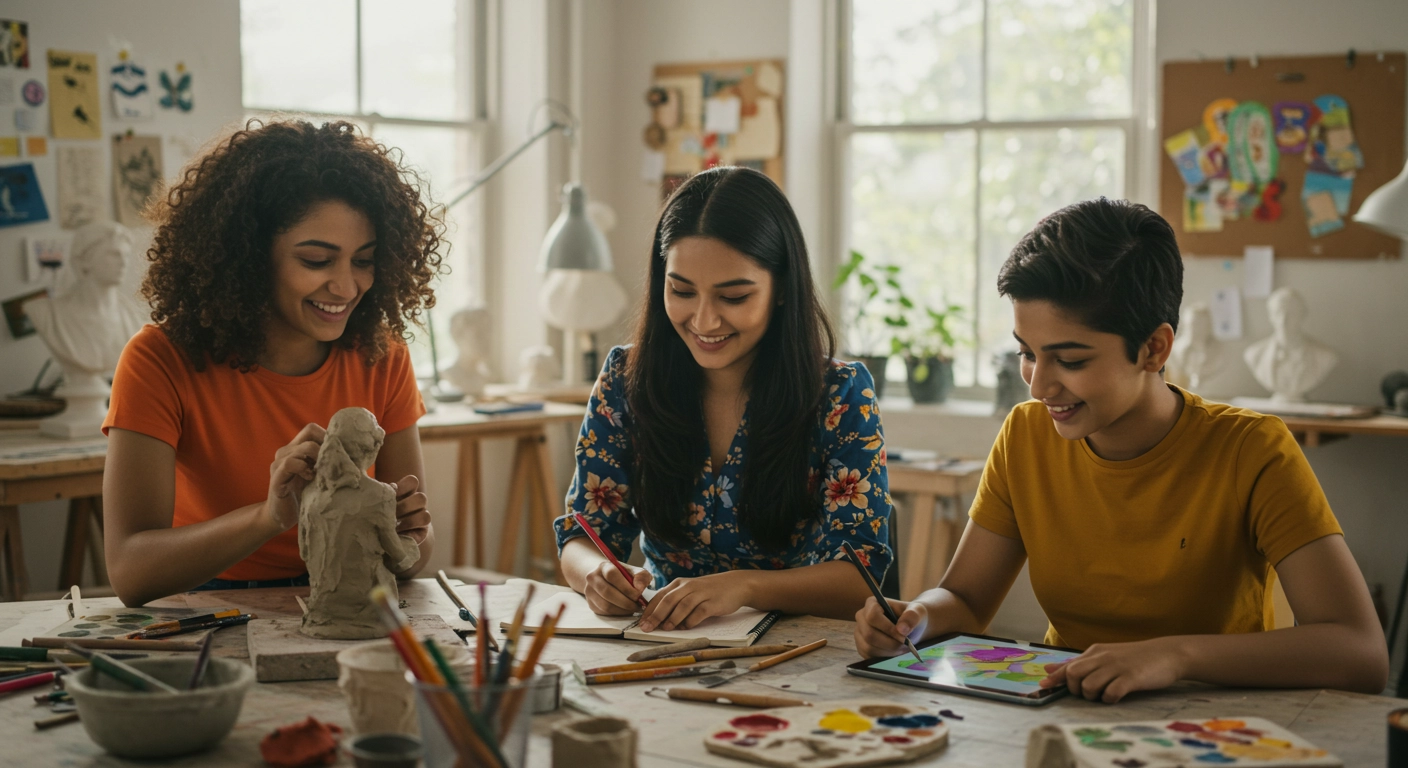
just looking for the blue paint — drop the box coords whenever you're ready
[1193,753,1236,764]
[876,714,942,729]
[1179,738,1217,749]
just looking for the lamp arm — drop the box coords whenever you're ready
[444,120,570,209]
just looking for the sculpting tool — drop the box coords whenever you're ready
[436,570,500,652]
[697,639,827,688]
[625,637,710,662]
[657,644,800,662]
[586,660,735,685]
[571,512,648,607]
[663,688,812,708]
[127,609,240,638]
[582,656,699,676]
[131,612,255,640]
[0,671,56,695]
[186,633,215,690]
[63,643,180,694]
[34,711,79,730]
[841,540,925,666]
[26,637,202,652]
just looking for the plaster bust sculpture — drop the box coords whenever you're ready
[443,307,492,399]
[519,345,560,390]
[299,407,420,640]
[1243,287,1338,403]
[30,221,148,438]
[1170,302,1223,392]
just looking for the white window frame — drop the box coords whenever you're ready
[831,0,1156,393]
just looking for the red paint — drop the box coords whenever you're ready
[883,736,913,744]
[1167,722,1203,733]
[907,729,933,737]
[729,714,789,733]
[713,732,737,740]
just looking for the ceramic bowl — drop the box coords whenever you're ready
[65,656,254,759]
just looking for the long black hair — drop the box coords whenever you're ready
[625,167,836,552]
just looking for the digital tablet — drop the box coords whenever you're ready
[845,632,1081,706]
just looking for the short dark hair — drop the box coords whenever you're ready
[997,197,1182,362]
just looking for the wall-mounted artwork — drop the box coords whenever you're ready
[112,134,163,226]
[47,49,101,139]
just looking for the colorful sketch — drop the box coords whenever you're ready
[0,162,48,228]
[870,637,1078,696]
[110,57,153,120]
[1052,717,1338,767]
[158,64,193,112]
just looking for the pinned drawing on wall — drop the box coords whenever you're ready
[23,237,69,284]
[14,107,35,132]
[20,78,42,107]
[56,144,104,229]
[0,162,49,228]
[24,136,45,156]
[0,20,28,68]
[1272,101,1316,154]
[112,134,164,226]
[0,137,17,158]
[1306,94,1362,174]
[110,52,154,120]
[1301,170,1354,237]
[159,63,193,112]
[47,50,101,139]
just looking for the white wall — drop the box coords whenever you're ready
[0,0,243,595]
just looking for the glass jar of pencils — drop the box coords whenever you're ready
[414,667,542,768]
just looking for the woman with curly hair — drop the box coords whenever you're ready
[555,167,893,630]
[102,119,442,606]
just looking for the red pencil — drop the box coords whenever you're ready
[571,512,648,607]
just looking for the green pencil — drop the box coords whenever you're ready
[63,643,179,694]
[424,638,508,768]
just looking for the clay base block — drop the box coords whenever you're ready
[247,615,462,683]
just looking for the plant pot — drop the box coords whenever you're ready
[905,355,954,404]
[852,354,890,399]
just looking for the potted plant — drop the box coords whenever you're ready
[832,250,906,398]
[896,301,964,404]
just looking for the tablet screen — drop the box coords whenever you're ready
[866,634,1080,697]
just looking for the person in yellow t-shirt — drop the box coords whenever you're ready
[854,198,1388,702]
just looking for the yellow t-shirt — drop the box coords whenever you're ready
[969,386,1342,650]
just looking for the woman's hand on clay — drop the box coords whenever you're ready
[583,559,652,616]
[389,475,432,545]
[638,571,751,632]
[854,597,927,659]
[1039,637,1186,704]
[265,423,326,530]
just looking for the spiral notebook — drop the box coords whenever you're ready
[504,590,780,647]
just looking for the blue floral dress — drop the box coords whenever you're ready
[554,346,894,589]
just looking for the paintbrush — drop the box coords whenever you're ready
[126,609,240,638]
[26,637,202,652]
[663,687,812,708]
[658,644,799,662]
[186,632,215,690]
[841,540,925,666]
[436,570,500,652]
[63,643,179,694]
[131,612,255,640]
[586,660,735,685]
[582,656,700,676]
[626,637,710,662]
[696,639,827,688]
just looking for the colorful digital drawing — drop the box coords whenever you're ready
[871,638,1078,696]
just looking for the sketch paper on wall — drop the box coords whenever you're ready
[24,237,69,284]
[56,144,104,229]
[47,50,101,139]
[0,162,49,228]
[0,20,28,68]
[158,64,193,112]
[112,134,163,227]
[110,58,153,120]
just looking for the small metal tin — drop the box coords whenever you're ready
[531,663,562,713]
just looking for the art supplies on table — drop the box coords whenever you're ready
[703,699,948,768]
[1026,717,1340,767]
[571,512,647,607]
[25,636,203,652]
[435,570,502,651]
[36,606,233,645]
[586,660,736,686]
[507,589,780,647]
[663,687,811,709]
[697,639,827,688]
[841,540,923,665]
[128,610,255,639]
[845,632,1079,706]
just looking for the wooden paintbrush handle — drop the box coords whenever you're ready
[751,638,827,671]
[626,637,710,662]
[582,655,698,675]
[666,688,812,708]
[586,661,733,685]
[26,637,203,652]
[689,644,798,661]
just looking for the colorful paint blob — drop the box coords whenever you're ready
[876,714,941,729]
[1141,738,1174,747]
[1193,753,1236,764]
[712,731,737,741]
[857,705,910,718]
[967,646,1034,662]
[1167,722,1204,733]
[1201,719,1245,731]
[818,710,873,734]
[882,736,912,744]
[729,714,788,733]
[1180,738,1217,749]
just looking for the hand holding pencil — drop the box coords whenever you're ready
[571,512,652,614]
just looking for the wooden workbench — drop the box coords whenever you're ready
[1,578,1403,767]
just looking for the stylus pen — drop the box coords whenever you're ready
[841,541,925,666]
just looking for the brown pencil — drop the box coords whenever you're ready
[25,637,203,652]
[586,661,735,685]
[582,656,698,676]
[662,644,799,662]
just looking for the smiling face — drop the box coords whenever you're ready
[267,199,376,346]
[1013,299,1173,447]
[663,236,776,374]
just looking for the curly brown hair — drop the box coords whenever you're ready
[143,118,445,371]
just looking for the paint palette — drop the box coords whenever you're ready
[703,699,949,768]
[1026,717,1340,768]
[39,608,225,641]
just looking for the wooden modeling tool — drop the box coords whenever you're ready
[586,660,736,685]
[34,711,79,730]
[26,637,202,652]
[664,688,812,708]
[64,643,180,694]
[187,633,215,690]
[697,639,827,688]
[626,637,710,662]
[663,644,799,663]
[436,570,500,652]
[582,656,699,676]
[841,541,924,666]
[572,512,648,607]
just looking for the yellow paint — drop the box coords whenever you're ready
[967,661,1015,672]
[819,710,873,734]
[1224,743,1326,760]
[1253,738,1293,749]
[1019,662,1048,676]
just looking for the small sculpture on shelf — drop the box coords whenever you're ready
[1170,302,1223,393]
[443,306,492,400]
[1243,288,1338,403]
[519,345,560,390]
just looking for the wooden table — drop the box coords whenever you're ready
[1276,412,1408,448]
[418,402,585,579]
[887,461,985,600]
[1,578,1403,767]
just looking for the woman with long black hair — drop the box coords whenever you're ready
[555,167,893,631]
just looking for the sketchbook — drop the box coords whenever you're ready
[1025,717,1340,768]
[503,590,780,647]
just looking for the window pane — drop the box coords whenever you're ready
[851,0,983,125]
[986,0,1132,120]
[370,125,480,375]
[362,0,469,120]
[976,127,1124,384]
[241,0,356,113]
[848,131,977,385]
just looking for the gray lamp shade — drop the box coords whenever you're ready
[539,183,613,272]
[1353,158,1408,240]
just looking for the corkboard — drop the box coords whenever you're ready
[1161,53,1405,259]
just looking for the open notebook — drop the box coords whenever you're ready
[503,590,781,647]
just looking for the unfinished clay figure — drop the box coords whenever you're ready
[300,408,420,640]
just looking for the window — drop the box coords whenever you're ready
[240,0,487,373]
[840,0,1145,388]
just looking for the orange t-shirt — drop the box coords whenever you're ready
[103,324,425,581]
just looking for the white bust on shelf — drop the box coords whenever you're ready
[442,307,491,400]
[30,221,147,438]
[519,345,560,390]
[1243,287,1338,403]
[1170,302,1223,392]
